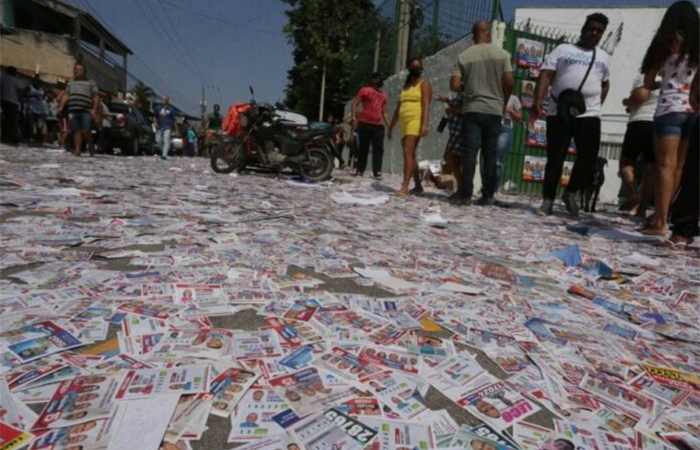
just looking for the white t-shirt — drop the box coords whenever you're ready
[628,74,658,123]
[542,44,611,118]
[655,54,697,118]
[502,95,522,128]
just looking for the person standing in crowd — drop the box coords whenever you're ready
[60,63,99,157]
[1,67,21,145]
[97,98,111,154]
[450,20,514,206]
[618,75,658,217]
[350,72,390,178]
[181,118,194,157]
[45,93,59,145]
[25,74,46,143]
[436,93,465,196]
[639,1,699,235]
[206,104,222,131]
[667,73,698,249]
[480,94,522,194]
[153,95,176,160]
[389,58,432,196]
[533,13,611,217]
[187,122,197,157]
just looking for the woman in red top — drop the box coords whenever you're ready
[350,73,390,178]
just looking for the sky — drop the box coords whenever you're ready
[68,0,674,116]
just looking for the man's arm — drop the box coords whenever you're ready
[501,71,514,111]
[533,70,555,116]
[449,75,462,93]
[601,80,610,106]
[623,86,651,110]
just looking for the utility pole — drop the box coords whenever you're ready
[318,64,327,122]
[200,86,206,120]
[373,28,381,73]
[394,0,411,74]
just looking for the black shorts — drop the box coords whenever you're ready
[621,121,654,164]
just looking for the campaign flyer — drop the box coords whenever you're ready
[457,381,540,431]
[291,409,377,450]
[114,366,210,400]
[268,367,354,417]
[361,371,426,420]
[4,321,83,364]
[228,387,289,441]
[1,420,34,450]
[29,418,113,450]
[33,375,122,430]
[209,368,258,418]
[362,417,435,450]
[358,346,419,374]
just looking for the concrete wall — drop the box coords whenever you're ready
[0,29,73,82]
[346,35,476,178]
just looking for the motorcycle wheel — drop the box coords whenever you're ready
[300,147,333,181]
[211,140,246,174]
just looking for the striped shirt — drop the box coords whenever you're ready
[66,79,98,111]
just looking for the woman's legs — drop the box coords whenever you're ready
[646,136,681,232]
[445,152,461,194]
[397,135,420,195]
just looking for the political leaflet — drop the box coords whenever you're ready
[147,329,233,361]
[268,367,355,417]
[422,353,485,398]
[579,373,656,419]
[114,366,210,400]
[283,298,321,322]
[3,321,83,363]
[472,423,521,449]
[335,397,383,417]
[361,371,426,420]
[91,353,152,374]
[362,417,435,450]
[231,330,284,360]
[116,300,181,320]
[229,386,289,441]
[457,381,541,431]
[523,156,546,182]
[164,394,213,443]
[641,364,700,393]
[33,375,122,430]
[358,346,419,374]
[312,346,383,386]
[29,418,113,450]
[450,427,518,450]
[291,409,377,450]
[515,39,544,69]
[512,422,553,450]
[548,421,634,450]
[264,317,325,349]
[1,421,34,450]
[209,367,258,417]
[278,344,322,371]
[229,434,302,450]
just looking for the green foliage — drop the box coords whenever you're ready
[130,81,155,111]
[282,0,375,120]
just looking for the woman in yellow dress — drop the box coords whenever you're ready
[388,58,433,196]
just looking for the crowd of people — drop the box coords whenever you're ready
[346,1,698,244]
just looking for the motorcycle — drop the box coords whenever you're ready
[210,88,335,182]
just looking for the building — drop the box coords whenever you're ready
[1,0,131,94]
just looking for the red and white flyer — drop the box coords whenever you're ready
[114,366,210,400]
[457,380,541,431]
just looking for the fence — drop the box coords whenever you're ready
[348,0,496,95]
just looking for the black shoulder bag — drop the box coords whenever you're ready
[555,47,596,121]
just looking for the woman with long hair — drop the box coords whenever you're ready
[388,58,432,196]
[640,1,699,235]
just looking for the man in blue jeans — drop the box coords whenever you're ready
[153,95,176,160]
[480,95,522,194]
[450,21,514,206]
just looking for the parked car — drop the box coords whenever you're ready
[104,101,156,155]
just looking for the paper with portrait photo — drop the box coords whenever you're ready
[512,422,553,450]
[450,428,518,450]
[312,346,383,386]
[228,386,289,441]
[268,367,354,417]
[361,370,426,420]
[116,299,181,320]
[291,409,377,450]
[358,346,419,374]
[114,365,210,400]
[264,317,325,349]
[209,367,258,418]
[457,381,540,431]
[231,330,284,360]
[28,417,113,450]
[147,329,233,361]
[422,352,486,400]
[3,321,84,364]
[361,417,435,450]
[522,156,546,183]
[230,433,301,450]
[33,374,122,431]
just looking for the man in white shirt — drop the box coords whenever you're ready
[619,75,658,217]
[533,13,611,217]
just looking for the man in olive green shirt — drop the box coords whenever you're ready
[450,21,514,206]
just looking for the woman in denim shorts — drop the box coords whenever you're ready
[639,1,699,235]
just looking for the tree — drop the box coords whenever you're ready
[130,82,155,111]
[282,0,375,120]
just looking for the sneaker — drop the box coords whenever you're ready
[476,195,495,206]
[536,199,554,216]
[562,191,579,217]
[373,172,382,179]
[160,156,167,160]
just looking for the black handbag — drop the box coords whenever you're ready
[554,47,596,120]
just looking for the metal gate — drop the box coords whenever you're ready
[500,25,575,197]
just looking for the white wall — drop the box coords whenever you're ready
[345,35,476,178]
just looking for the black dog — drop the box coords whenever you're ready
[580,157,608,213]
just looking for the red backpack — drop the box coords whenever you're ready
[222,103,251,137]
